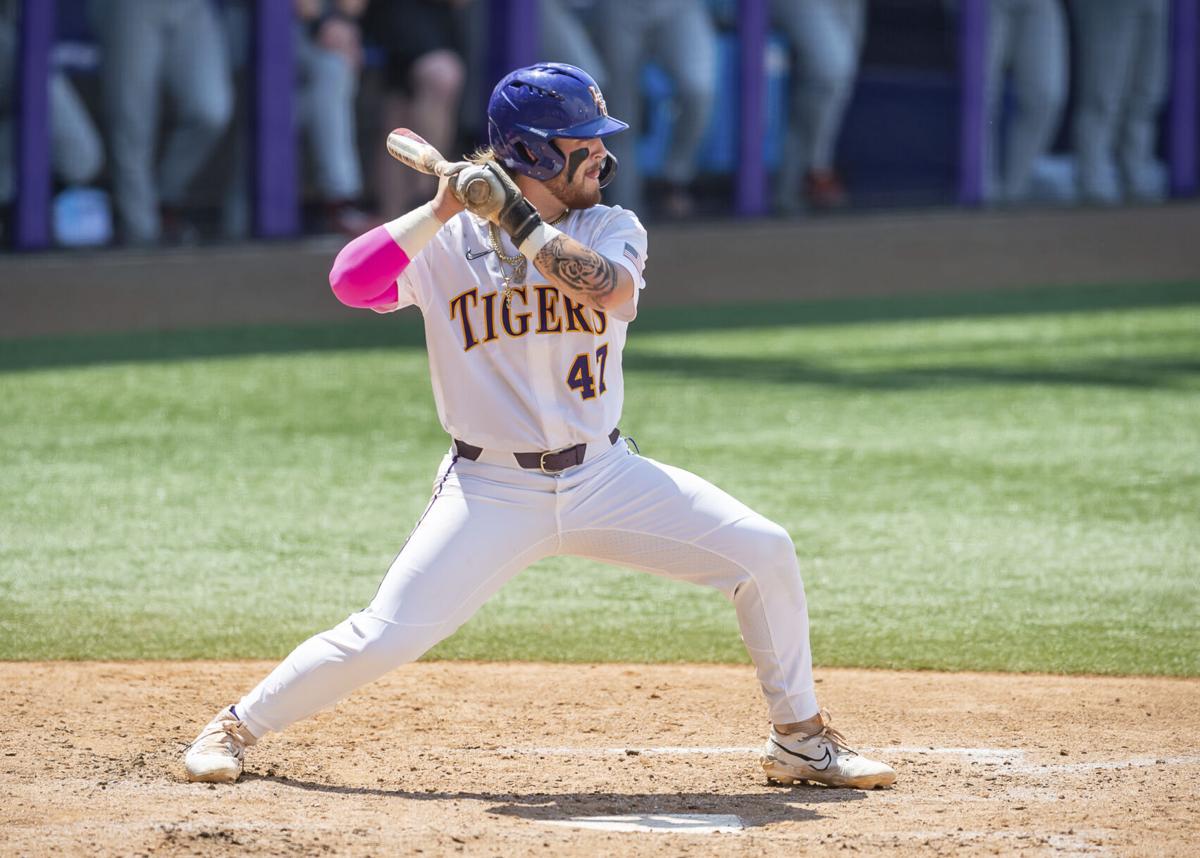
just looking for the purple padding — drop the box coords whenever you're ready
[736,0,768,216]
[957,0,987,206]
[1170,0,1198,197]
[488,0,539,99]
[254,0,298,237]
[15,0,55,249]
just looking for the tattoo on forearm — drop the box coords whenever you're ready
[535,236,618,303]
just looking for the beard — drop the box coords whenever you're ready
[546,172,602,210]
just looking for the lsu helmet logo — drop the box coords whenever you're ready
[589,85,608,117]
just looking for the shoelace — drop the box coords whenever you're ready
[772,709,859,760]
[221,722,247,754]
[186,717,248,758]
[812,710,859,757]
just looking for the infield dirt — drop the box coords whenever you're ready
[3,662,1197,856]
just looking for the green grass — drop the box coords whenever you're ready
[2,282,1198,675]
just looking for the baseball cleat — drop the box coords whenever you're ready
[183,705,257,783]
[761,711,895,789]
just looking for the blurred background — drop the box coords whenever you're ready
[0,0,1196,251]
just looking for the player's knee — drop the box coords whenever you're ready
[798,62,839,100]
[1020,81,1066,124]
[58,130,104,186]
[180,86,233,140]
[1077,90,1120,124]
[675,76,715,116]
[412,50,465,103]
[741,519,801,584]
[309,48,354,95]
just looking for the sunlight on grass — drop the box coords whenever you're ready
[2,284,1197,674]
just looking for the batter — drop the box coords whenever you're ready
[183,63,895,791]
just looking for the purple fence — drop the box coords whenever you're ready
[14,0,54,249]
[957,0,987,207]
[487,0,539,96]
[254,0,298,238]
[735,0,768,217]
[9,0,1200,248]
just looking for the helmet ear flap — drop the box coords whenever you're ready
[598,152,618,189]
[515,141,538,166]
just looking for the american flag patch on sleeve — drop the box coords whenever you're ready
[623,242,640,264]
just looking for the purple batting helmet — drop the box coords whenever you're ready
[487,63,627,187]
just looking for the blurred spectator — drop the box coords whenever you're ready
[593,0,718,218]
[981,0,1068,205]
[364,0,467,219]
[538,0,607,90]
[295,0,374,235]
[0,0,106,239]
[214,0,251,240]
[1071,0,1169,204]
[770,0,866,214]
[88,0,233,244]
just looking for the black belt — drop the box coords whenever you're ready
[454,428,621,473]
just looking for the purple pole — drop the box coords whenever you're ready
[958,0,987,206]
[736,0,768,217]
[1170,0,1198,197]
[14,0,55,249]
[488,0,539,89]
[253,0,298,237]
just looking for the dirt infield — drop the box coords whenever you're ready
[3,662,1197,856]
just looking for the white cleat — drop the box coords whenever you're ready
[184,706,257,783]
[761,711,896,789]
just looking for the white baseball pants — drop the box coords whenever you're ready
[235,439,818,737]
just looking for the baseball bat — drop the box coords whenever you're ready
[386,128,455,177]
[385,128,496,208]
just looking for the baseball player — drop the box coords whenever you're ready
[183,63,895,790]
[1071,0,1169,204]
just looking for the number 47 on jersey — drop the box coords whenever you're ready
[567,343,608,400]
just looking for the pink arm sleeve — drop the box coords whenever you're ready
[328,225,410,308]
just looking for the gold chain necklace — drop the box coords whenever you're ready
[490,209,569,307]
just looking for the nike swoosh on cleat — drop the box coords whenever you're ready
[465,247,494,260]
[771,739,834,771]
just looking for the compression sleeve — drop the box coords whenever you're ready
[328,202,442,309]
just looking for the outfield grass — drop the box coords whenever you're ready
[1,282,1197,675]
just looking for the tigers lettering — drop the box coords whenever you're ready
[448,286,606,351]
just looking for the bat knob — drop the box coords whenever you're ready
[462,175,496,207]
[453,166,505,219]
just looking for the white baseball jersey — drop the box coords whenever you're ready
[230,201,820,745]
[383,205,648,452]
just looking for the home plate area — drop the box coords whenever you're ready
[4,662,1199,856]
[543,813,745,835]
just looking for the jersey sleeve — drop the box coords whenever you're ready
[594,207,648,323]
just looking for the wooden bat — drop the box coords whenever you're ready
[385,128,457,177]
[385,128,498,208]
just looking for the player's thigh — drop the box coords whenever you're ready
[164,0,233,131]
[654,2,717,102]
[776,0,845,86]
[1127,0,1169,108]
[367,458,557,627]
[558,452,797,595]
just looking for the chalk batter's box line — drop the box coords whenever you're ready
[489,745,1200,773]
